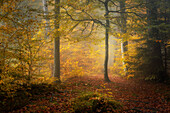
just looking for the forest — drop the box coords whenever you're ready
[0,0,170,112]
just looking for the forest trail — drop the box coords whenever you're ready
[12,75,170,113]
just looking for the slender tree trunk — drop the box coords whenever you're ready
[120,0,128,76]
[104,0,110,82]
[42,0,53,76]
[53,0,60,82]
[0,45,6,75]
[42,0,50,39]
[28,40,32,80]
[0,49,4,74]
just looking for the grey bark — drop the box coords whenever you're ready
[120,0,128,75]
[53,0,61,82]
[42,0,53,76]
[42,0,50,39]
[104,0,111,82]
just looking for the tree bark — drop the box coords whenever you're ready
[42,0,50,39]
[104,0,111,82]
[42,0,54,76]
[146,0,164,81]
[120,0,128,76]
[53,0,60,82]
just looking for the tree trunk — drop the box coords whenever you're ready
[53,0,61,82]
[42,0,50,39]
[0,45,6,75]
[42,0,53,76]
[146,0,164,81]
[104,0,111,82]
[120,0,128,76]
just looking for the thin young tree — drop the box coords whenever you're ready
[42,0,50,39]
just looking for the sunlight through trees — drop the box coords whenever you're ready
[0,0,169,112]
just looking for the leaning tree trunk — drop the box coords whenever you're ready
[53,0,60,82]
[104,0,111,82]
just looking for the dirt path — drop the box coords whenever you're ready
[12,75,170,113]
[65,75,170,112]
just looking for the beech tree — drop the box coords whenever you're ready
[42,0,50,39]
[119,0,128,75]
[0,0,42,78]
[63,0,112,82]
[53,0,61,82]
[61,0,141,82]
[100,0,111,82]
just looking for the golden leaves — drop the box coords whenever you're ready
[155,40,162,43]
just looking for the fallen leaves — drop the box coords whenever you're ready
[11,75,170,113]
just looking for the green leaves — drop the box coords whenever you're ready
[70,92,122,113]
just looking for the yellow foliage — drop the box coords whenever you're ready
[126,74,135,79]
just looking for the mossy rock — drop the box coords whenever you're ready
[70,92,122,113]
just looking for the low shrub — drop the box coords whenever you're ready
[70,92,122,113]
[0,82,59,112]
[0,83,31,112]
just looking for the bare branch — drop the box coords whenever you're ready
[109,0,119,7]
[69,22,81,32]
[109,10,143,18]
[98,0,105,4]
[62,6,106,27]
[81,22,90,34]
[82,22,95,38]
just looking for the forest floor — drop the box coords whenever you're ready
[11,75,170,113]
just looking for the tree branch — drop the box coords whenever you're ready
[98,0,105,4]
[62,6,106,27]
[109,0,119,7]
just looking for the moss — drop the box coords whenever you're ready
[70,92,122,113]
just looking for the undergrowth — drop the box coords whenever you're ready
[0,82,59,112]
[69,91,122,113]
